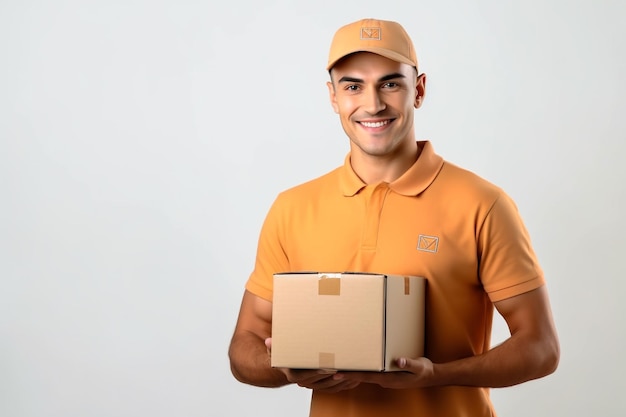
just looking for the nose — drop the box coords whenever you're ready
[362,86,386,114]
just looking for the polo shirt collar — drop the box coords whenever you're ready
[339,141,444,197]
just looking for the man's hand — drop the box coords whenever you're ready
[265,338,361,393]
[332,357,435,389]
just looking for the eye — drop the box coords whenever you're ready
[344,84,360,91]
[382,82,399,89]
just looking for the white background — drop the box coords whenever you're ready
[1,0,625,416]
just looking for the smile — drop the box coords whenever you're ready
[359,120,391,128]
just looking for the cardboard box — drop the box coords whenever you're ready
[271,272,425,372]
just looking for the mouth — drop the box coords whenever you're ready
[357,119,395,130]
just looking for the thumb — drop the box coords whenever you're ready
[396,357,422,370]
[396,357,432,376]
[265,337,272,352]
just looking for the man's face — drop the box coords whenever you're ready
[327,52,425,160]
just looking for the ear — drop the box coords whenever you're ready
[414,73,427,109]
[327,80,339,114]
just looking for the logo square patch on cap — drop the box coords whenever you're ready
[360,27,381,40]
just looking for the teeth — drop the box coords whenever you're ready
[361,120,389,128]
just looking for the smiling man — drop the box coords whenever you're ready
[328,52,424,184]
[228,18,560,416]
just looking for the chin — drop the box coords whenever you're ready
[359,144,397,157]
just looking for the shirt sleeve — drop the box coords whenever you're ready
[478,192,545,302]
[245,194,290,302]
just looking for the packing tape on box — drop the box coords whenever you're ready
[319,352,335,369]
[404,276,410,295]
[318,275,341,295]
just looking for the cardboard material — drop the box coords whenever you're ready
[271,272,426,372]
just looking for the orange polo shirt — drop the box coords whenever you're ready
[246,141,544,417]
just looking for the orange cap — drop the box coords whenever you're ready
[326,18,418,71]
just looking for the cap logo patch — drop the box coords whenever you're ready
[360,27,381,40]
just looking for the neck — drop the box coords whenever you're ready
[350,140,420,184]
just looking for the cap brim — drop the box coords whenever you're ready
[327,47,416,70]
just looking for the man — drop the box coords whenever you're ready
[228,18,559,416]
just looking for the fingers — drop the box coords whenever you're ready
[265,337,359,392]
[284,369,335,385]
[283,369,360,393]
[335,357,434,389]
[302,375,360,393]
[317,378,360,393]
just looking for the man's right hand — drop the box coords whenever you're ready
[265,338,361,393]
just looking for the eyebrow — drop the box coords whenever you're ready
[337,73,406,84]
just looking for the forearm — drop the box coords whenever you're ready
[430,332,560,388]
[228,331,290,388]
